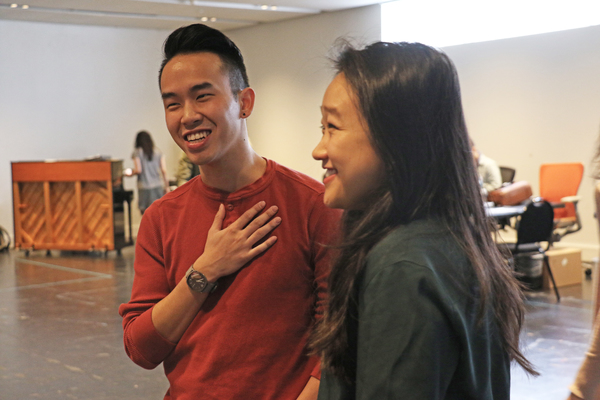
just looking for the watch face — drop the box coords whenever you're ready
[187,270,208,292]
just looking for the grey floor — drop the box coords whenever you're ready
[0,247,595,399]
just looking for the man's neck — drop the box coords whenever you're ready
[199,150,267,194]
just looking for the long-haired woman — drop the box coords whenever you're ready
[311,41,536,399]
[128,130,169,214]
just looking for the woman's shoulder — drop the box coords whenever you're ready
[365,219,469,284]
[361,219,476,313]
[368,219,451,259]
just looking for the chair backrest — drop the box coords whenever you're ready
[517,200,554,245]
[539,163,584,219]
[499,166,516,184]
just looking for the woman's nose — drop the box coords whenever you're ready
[312,136,327,161]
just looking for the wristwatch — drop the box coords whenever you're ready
[185,265,218,293]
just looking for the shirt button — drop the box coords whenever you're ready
[226,204,234,211]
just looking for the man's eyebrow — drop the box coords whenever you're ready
[161,82,214,100]
[191,82,213,92]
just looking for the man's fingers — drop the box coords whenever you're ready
[248,235,278,259]
[247,216,281,247]
[209,204,226,231]
[230,201,267,230]
[243,205,278,234]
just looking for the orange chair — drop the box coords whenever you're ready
[539,163,584,243]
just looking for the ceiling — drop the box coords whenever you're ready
[0,0,383,31]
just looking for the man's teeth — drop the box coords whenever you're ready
[187,132,210,142]
[325,169,337,178]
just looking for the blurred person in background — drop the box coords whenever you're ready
[126,130,169,214]
[174,150,200,187]
[471,139,502,198]
[566,139,600,400]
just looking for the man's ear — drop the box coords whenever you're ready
[239,87,256,118]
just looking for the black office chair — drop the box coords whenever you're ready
[499,166,516,185]
[504,199,560,302]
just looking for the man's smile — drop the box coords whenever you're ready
[184,129,212,144]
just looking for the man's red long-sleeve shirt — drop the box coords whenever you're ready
[119,159,340,399]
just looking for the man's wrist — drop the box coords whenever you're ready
[186,265,219,293]
[191,261,219,282]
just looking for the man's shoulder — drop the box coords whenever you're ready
[270,160,325,195]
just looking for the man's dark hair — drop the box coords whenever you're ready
[159,24,249,95]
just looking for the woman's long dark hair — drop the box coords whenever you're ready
[135,130,154,161]
[311,41,537,381]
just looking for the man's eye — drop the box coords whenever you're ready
[166,103,179,109]
[327,123,339,130]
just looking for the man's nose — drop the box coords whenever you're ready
[182,102,203,127]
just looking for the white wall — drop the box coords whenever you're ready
[0,20,180,236]
[3,7,598,260]
[228,5,382,180]
[444,26,600,259]
[0,6,381,242]
[230,9,600,258]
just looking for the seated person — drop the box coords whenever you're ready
[174,150,200,187]
[471,140,502,196]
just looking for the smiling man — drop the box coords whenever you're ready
[118,24,340,400]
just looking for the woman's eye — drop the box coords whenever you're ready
[321,121,339,133]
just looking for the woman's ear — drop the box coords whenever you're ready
[239,87,256,118]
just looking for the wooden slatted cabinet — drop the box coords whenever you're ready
[11,160,127,253]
